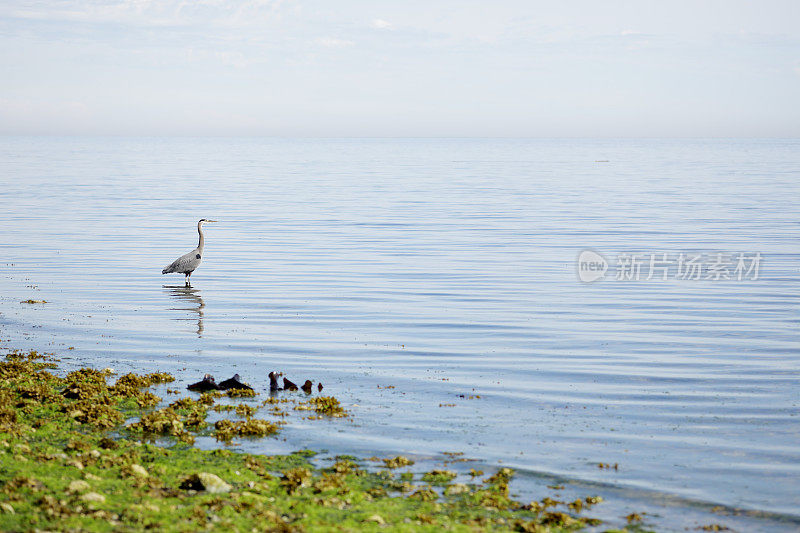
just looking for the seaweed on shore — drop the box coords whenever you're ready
[293,395,348,418]
[0,349,609,532]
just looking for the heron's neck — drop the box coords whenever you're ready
[197,223,204,250]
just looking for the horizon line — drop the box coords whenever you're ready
[1,134,799,140]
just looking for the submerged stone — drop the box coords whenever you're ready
[218,374,253,391]
[268,371,281,391]
[187,374,219,392]
[445,483,470,495]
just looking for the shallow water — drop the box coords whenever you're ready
[1,137,798,531]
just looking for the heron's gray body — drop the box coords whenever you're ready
[162,219,215,285]
[161,249,202,275]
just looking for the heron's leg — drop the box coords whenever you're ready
[185,273,190,287]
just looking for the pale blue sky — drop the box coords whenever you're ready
[1,0,798,136]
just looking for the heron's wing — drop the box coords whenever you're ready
[162,249,201,274]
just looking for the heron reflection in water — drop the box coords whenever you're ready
[165,285,205,337]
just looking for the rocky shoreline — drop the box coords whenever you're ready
[0,349,614,532]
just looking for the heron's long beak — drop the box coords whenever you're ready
[207,220,218,223]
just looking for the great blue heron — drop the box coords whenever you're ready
[162,219,217,286]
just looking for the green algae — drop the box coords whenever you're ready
[212,403,258,418]
[383,455,414,469]
[213,418,280,442]
[0,350,608,532]
[294,395,348,418]
[421,469,458,485]
[225,388,257,398]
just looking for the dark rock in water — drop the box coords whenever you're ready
[301,380,313,394]
[218,374,253,391]
[187,374,219,392]
[317,382,323,392]
[268,371,281,391]
[283,378,298,391]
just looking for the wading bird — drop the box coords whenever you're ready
[162,219,217,286]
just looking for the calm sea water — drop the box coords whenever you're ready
[1,137,798,531]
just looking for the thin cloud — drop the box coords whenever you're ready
[315,37,355,48]
[2,0,288,27]
[371,18,391,29]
